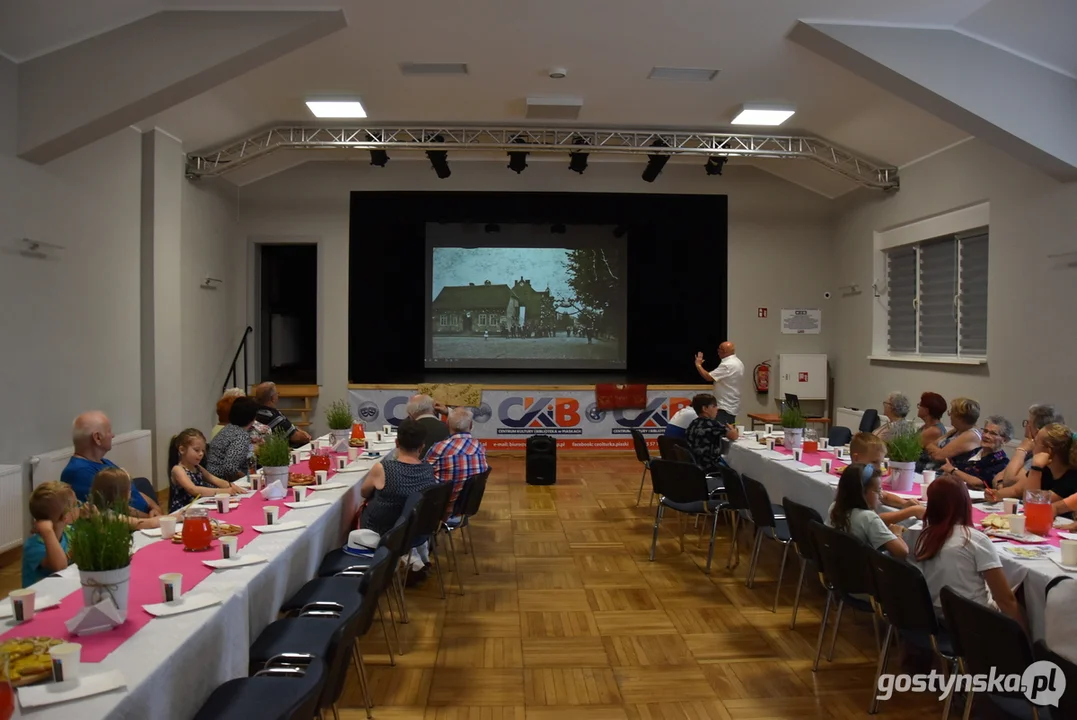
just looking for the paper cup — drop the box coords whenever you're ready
[1009,515,1026,536]
[289,450,299,465]
[766,438,776,450]
[1003,498,1019,515]
[160,573,183,603]
[363,438,370,450]
[735,425,745,434]
[215,496,231,514]
[50,643,82,682]
[9,588,35,623]
[220,536,238,560]
[336,456,347,470]
[820,438,829,450]
[1061,539,1077,567]
[348,447,358,461]
[821,458,833,473]
[315,470,328,485]
[921,470,936,485]
[383,424,392,435]
[764,424,774,434]
[793,448,803,462]
[292,486,306,503]
[376,431,382,441]
[159,515,178,540]
[264,506,279,525]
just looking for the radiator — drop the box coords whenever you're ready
[30,430,155,490]
[0,464,23,553]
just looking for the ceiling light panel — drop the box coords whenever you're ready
[731,105,796,126]
[305,100,367,118]
[647,67,719,82]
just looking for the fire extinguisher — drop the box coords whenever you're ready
[754,361,771,394]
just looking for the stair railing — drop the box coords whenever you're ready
[222,326,254,394]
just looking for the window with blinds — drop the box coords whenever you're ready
[885,229,988,358]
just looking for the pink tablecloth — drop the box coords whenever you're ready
[0,455,348,662]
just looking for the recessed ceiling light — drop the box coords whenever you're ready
[648,67,719,82]
[731,104,796,126]
[305,100,367,118]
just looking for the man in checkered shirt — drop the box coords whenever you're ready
[426,407,490,518]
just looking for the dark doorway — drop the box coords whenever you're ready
[259,244,317,385]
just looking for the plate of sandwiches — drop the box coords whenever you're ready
[171,522,243,543]
[981,514,1048,544]
[288,473,317,487]
[0,636,65,686]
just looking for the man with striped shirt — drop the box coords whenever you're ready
[426,407,490,518]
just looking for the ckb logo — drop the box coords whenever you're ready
[498,397,581,428]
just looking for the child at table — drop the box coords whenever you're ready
[850,432,925,525]
[168,428,241,513]
[22,482,77,587]
[91,467,166,531]
[827,463,909,559]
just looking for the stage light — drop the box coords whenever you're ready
[507,137,528,174]
[704,156,726,176]
[568,136,589,174]
[551,223,567,234]
[613,225,628,239]
[641,140,670,183]
[485,223,500,233]
[369,149,389,167]
[426,135,451,179]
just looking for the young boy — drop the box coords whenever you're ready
[849,432,925,525]
[22,481,77,587]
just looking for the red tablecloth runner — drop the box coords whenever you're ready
[0,455,349,661]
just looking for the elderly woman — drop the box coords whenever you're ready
[205,397,260,481]
[874,392,912,441]
[995,403,1066,489]
[923,398,983,471]
[941,415,1012,489]
[916,392,948,448]
[989,423,1077,502]
[211,388,245,440]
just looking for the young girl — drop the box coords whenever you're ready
[91,467,167,531]
[22,482,78,587]
[169,428,240,513]
[827,463,909,559]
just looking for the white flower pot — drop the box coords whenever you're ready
[783,428,804,450]
[263,465,290,491]
[80,566,131,622]
[890,461,917,493]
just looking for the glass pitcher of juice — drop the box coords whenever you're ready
[182,506,214,552]
[802,428,819,454]
[1023,489,1053,537]
[309,447,331,473]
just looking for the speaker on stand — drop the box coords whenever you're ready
[526,435,557,485]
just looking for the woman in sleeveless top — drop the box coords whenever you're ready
[360,418,436,534]
[916,392,949,448]
[922,397,983,471]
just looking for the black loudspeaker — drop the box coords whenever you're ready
[526,435,557,485]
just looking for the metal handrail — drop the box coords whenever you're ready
[222,326,253,394]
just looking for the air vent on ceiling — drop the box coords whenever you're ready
[399,62,469,76]
[647,67,719,82]
[525,96,583,120]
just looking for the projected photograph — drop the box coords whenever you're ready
[429,244,625,366]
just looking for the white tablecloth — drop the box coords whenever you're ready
[725,440,1066,639]
[11,438,371,720]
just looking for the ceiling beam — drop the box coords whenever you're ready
[185,125,900,190]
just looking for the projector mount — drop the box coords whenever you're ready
[184,125,899,190]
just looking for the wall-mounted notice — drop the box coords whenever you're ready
[781,308,821,334]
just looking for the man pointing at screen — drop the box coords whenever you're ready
[694,341,744,425]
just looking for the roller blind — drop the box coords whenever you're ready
[958,233,989,355]
[918,238,958,355]
[887,246,917,353]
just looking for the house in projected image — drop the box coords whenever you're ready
[511,277,558,329]
[432,280,521,334]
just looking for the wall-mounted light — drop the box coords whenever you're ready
[201,276,223,289]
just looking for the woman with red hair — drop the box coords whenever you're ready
[916,392,948,448]
[913,476,1024,628]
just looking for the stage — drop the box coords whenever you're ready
[348,384,711,452]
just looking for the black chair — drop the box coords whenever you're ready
[828,426,853,447]
[672,444,695,465]
[715,464,753,571]
[781,498,823,629]
[859,409,880,433]
[866,548,957,716]
[808,522,879,671]
[741,476,792,611]
[1034,640,1077,719]
[656,435,686,461]
[408,480,455,598]
[940,586,1043,720]
[647,459,722,572]
[443,468,491,582]
[192,655,326,720]
[630,428,652,506]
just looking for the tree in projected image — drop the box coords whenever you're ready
[559,247,624,342]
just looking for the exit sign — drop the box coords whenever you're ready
[757,308,768,318]
[799,372,809,382]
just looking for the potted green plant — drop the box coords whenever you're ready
[325,399,354,448]
[256,430,292,490]
[887,429,922,492]
[780,405,806,449]
[69,498,134,623]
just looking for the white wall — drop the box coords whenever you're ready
[831,138,1077,427]
[0,56,143,464]
[237,158,838,430]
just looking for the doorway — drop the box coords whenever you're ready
[259,244,317,385]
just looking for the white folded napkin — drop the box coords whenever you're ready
[261,481,287,500]
[1058,531,1077,541]
[284,498,331,509]
[253,520,306,534]
[0,594,60,619]
[143,593,222,617]
[794,463,821,473]
[202,555,268,570]
[141,524,183,538]
[307,482,346,492]
[18,670,127,708]
[967,490,986,501]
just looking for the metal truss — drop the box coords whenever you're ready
[185,125,899,190]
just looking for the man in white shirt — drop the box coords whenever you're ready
[694,341,744,425]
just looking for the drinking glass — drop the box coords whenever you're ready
[802,428,819,454]
[1023,489,1053,537]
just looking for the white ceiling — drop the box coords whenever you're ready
[2,0,1071,196]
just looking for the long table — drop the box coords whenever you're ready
[726,439,1068,639]
[2,436,387,719]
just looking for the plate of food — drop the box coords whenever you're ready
[1001,544,1053,560]
[0,636,65,686]
[171,522,243,544]
[288,472,317,487]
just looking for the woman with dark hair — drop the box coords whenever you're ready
[916,392,948,448]
[206,397,261,481]
[913,476,1024,627]
[826,463,909,558]
[359,418,437,534]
